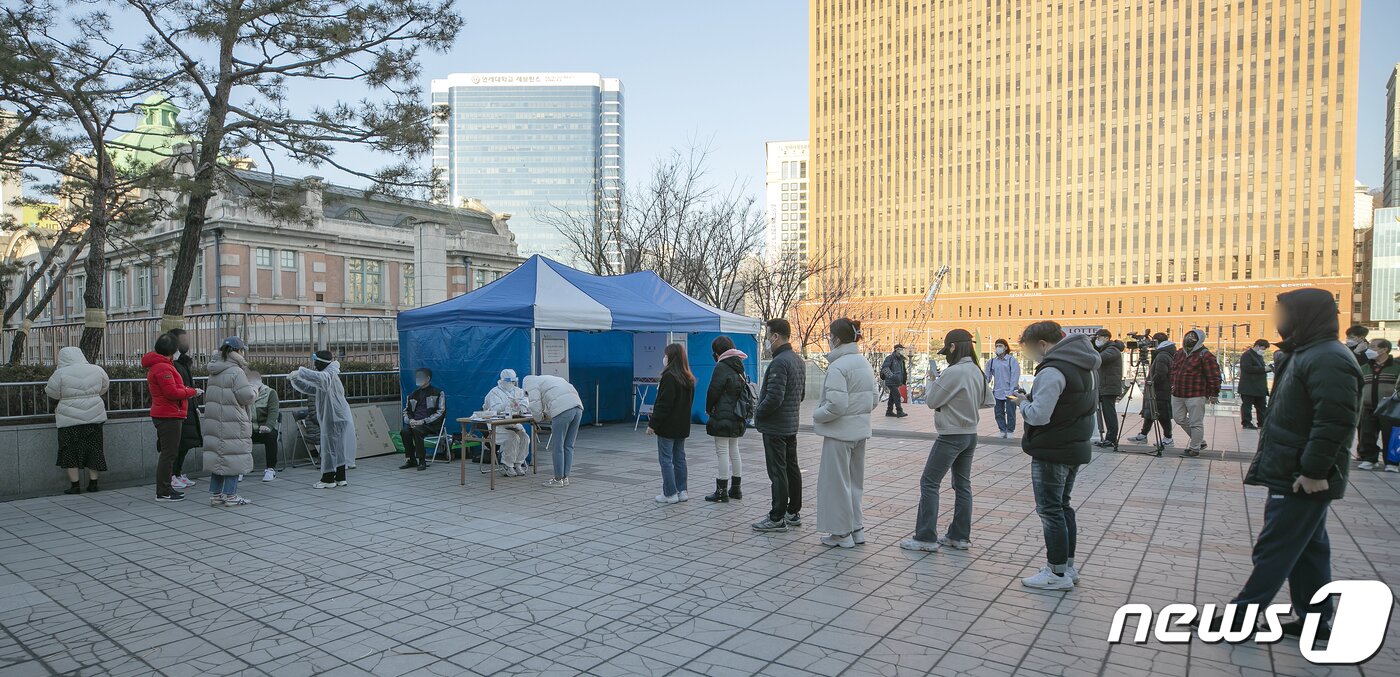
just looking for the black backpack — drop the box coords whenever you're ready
[734,370,758,423]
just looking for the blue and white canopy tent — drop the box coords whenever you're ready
[397,255,761,425]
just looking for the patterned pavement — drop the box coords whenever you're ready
[1,419,1397,676]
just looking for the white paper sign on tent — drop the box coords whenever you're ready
[539,330,570,379]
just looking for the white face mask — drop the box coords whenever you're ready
[1254,347,1266,355]
[1347,338,1361,348]
[1366,349,1381,361]
[415,377,429,387]
[1093,338,1106,348]
[995,346,1006,356]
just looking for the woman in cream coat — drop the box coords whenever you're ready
[813,318,879,548]
[202,337,257,506]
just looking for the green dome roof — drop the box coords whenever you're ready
[110,95,190,169]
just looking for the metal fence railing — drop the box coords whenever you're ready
[0,371,402,423]
[3,312,400,368]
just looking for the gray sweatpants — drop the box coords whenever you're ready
[815,437,866,536]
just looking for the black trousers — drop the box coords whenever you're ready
[1357,410,1394,464]
[1097,394,1120,443]
[1139,394,1173,438]
[153,418,183,497]
[762,434,802,522]
[1231,494,1334,627]
[1240,395,1268,427]
[401,424,439,465]
[253,430,279,469]
[885,384,905,414]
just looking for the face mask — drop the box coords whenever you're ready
[1184,337,1198,348]
[251,379,262,387]
[1366,349,1380,360]
[415,378,428,387]
[1347,338,1360,348]
[995,346,1006,356]
[1093,338,1105,348]
[1254,347,1266,355]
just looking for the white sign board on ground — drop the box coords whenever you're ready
[353,406,395,457]
[539,330,570,379]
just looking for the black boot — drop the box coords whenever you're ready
[728,476,742,500]
[86,479,100,493]
[64,481,81,495]
[704,479,729,503]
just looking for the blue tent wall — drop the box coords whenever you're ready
[398,325,531,430]
[687,332,760,424]
[566,331,632,425]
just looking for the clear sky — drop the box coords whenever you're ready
[100,1,1400,197]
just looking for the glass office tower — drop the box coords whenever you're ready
[431,73,624,258]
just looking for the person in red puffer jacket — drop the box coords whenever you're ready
[144,333,202,502]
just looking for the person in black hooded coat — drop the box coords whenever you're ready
[167,329,203,487]
[703,336,749,502]
[1224,288,1361,640]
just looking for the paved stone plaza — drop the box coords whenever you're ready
[1,419,1398,676]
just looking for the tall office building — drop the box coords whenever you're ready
[1386,65,1400,208]
[431,73,624,257]
[764,140,809,258]
[810,0,1359,352]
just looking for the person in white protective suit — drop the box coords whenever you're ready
[484,369,532,476]
[291,350,357,488]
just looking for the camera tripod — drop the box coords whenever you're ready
[1113,351,1165,457]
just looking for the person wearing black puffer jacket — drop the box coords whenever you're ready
[1218,289,1361,642]
[1092,329,1125,447]
[704,336,749,503]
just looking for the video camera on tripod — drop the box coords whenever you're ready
[1125,330,1158,366]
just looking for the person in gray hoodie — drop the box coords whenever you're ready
[901,329,983,553]
[1014,321,1100,591]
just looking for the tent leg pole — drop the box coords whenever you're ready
[530,328,537,375]
[594,383,602,426]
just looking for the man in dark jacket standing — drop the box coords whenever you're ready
[880,344,908,417]
[1130,335,1175,446]
[752,319,806,533]
[1092,329,1124,448]
[1356,338,1400,471]
[1226,289,1360,641]
[1014,321,1100,591]
[1238,338,1272,429]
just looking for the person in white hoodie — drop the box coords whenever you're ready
[46,347,110,495]
[812,318,879,548]
[523,374,583,487]
[485,369,532,476]
[901,329,983,553]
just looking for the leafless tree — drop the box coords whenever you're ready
[549,143,766,313]
[745,250,830,327]
[788,254,874,355]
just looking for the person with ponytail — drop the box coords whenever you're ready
[703,335,748,503]
[812,318,878,548]
[647,342,696,504]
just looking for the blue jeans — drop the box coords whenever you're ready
[1030,459,1079,569]
[657,436,688,497]
[914,434,976,543]
[208,473,240,496]
[1231,494,1334,626]
[994,398,1017,433]
[549,406,582,479]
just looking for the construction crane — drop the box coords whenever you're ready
[904,264,951,351]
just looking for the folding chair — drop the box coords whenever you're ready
[424,431,450,466]
[291,418,321,468]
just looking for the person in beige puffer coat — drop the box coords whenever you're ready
[45,346,110,494]
[202,337,257,506]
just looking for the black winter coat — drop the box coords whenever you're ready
[1245,289,1361,501]
[649,371,695,439]
[1237,348,1270,398]
[880,353,908,387]
[754,343,805,436]
[705,357,748,438]
[173,352,203,452]
[1096,340,1125,397]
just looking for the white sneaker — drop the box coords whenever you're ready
[677,491,689,502]
[560,477,570,486]
[180,474,197,486]
[347,464,356,469]
[1387,465,1400,474]
[262,469,276,482]
[1022,566,1073,590]
[821,533,855,549]
[544,478,567,488]
[210,494,225,507]
[223,495,251,506]
[1162,438,1175,447]
[852,528,866,544]
[504,467,518,477]
[171,475,189,489]
[655,494,679,504]
[937,536,971,550]
[1129,434,1148,442]
[312,481,338,489]
[1066,564,1081,585]
[335,480,348,487]
[1358,461,1376,470]
[899,538,940,552]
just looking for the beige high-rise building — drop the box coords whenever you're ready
[810,0,1359,354]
